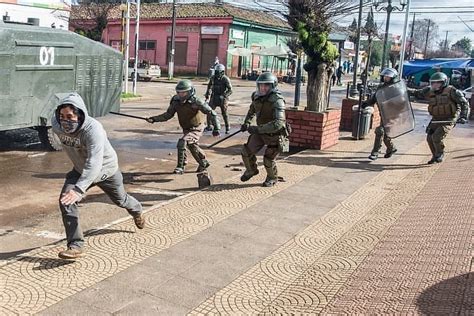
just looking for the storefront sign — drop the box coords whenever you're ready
[201,26,224,35]
[232,29,245,39]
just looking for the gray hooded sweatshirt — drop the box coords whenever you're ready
[52,93,118,193]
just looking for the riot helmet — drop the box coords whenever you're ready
[380,68,399,84]
[214,64,225,78]
[175,79,195,102]
[429,72,449,92]
[256,72,278,96]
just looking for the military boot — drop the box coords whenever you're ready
[241,145,259,182]
[222,112,230,134]
[196,159,210,173]
[384,148,397,158]
[262,156,278,187]
[368,152,379,160]
[175,141,187,175]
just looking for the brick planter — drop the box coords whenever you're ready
[286,108,341,150]
[340,97,381,131]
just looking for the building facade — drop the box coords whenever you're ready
[71,3,293,76]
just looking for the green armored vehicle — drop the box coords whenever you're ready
[0,20,123,150]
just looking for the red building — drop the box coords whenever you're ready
[70,3,292,76]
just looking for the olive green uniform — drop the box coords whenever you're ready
[409,85,467,160]
[364,84,396,156]
[149,95,219,171]
[242,91,288,183]
[205,75,233,131]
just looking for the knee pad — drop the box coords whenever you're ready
[374,126,384,136]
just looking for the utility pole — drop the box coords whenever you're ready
[350,0,363,97]
[423,19,431,58]
[399,0,410,77]
[408,13,416,59]
[168,0,177,80]
[444,31,449,51]
[124,1,131,94]
[132,0,141,95]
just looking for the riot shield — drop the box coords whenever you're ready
[375,80,415,138]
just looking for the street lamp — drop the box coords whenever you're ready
[373,0,407,70]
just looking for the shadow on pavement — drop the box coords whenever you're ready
[0,248,37,260]
[416,272,473,315]
[18,256,75,270]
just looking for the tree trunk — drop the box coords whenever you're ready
[306,62,333,112]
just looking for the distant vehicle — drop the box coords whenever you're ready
[0,20,123,150]
[462,86,472,101]
[128,59,161,81]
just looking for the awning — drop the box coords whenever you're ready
[253,44,292,57]
[402,58,474,78]
[227,47,252,57]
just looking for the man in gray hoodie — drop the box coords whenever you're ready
[52,93,144,260]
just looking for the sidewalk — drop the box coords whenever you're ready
[1,122,472,314]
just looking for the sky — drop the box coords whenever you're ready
[337,0,474,48]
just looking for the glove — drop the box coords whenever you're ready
[361,102,369,109]
[247,126,259,134]
[212,129,220,137]
[457,117,467,124]
[146,117,155,124]
[240,123,249,132]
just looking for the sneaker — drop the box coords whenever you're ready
[262,177,277,187]
[58,247,84,260]
[384,148,397,158]
[133,213,145,229]
[240,169,259,182]
[196,160,210,173]
[368,153,378,160]
[173,167,184,174]
[204,126,213,132]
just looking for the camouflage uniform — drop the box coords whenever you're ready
[241,78,288,187]
[149,91,219,174]
[409,85,467,163]
[205,71,233,133]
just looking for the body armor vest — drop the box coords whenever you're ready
[254,94,278,126]
[211,77,228,97]
[427,87,457,120]
[173,99,204,129]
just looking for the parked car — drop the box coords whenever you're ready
[128,59,161,81]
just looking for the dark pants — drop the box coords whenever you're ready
[60,169,142,249]
[426,122,454,157]
[241,134,280,180]
[371,125,395,155]
[207,97,229,130]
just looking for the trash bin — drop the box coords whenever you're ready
[352,105,374,139]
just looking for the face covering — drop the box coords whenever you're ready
[60,119,80,133]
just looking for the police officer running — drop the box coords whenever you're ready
[408,72,469,164]
[147,80,220,174]
[240,72,289,187]
[362,68,399,160]
[204,64,233,134]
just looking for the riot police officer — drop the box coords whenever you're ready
[240,72,289,187]
[362,68,399,160]
[204,64,233,134]
[409,72,468,164]
[147,80,220,174]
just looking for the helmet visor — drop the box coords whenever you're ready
[257,83,272,96]
[430,80,443,91]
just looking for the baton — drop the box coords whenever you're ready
[207,130,241,149]
[430,120,455,124]
[109,111,149,121]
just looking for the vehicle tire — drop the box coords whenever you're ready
[38,126,62,151]
[144,77,151,82]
